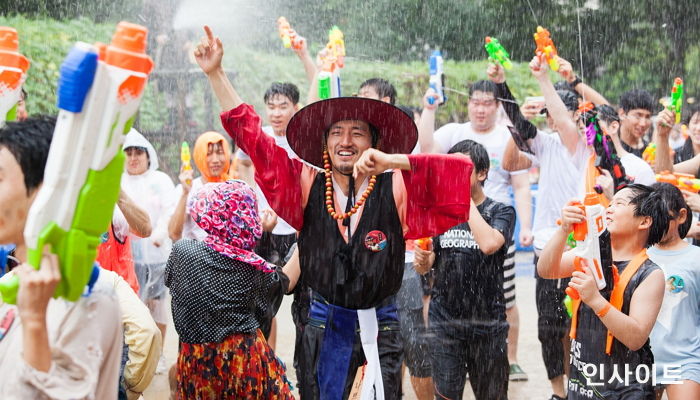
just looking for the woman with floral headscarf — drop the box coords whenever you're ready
[168,131,231,242]
[165,180,299,399]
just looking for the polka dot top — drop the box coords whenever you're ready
[165,239,289,344]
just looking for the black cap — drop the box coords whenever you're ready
[541,90,580,114]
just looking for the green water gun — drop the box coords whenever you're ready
[484,36,512,70]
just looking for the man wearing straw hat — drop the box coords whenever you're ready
[195,26,473,399]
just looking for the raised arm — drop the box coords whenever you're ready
[530,55,579,154]
[652,109,676,173]
[502,136,534,171]
[292,37,317,85]
[417,89,439,153]
[117,190,152,238]
[195,26,242,112]
[487,63,538,151]
[537,203,584,278]
[556,56,609,106]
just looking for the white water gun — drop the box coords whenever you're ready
[0,21,153,304]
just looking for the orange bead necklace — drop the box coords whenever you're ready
[323,149,376,220]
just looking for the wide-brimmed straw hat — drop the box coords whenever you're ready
[286,97,418,168]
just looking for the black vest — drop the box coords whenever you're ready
[298,172,405,309]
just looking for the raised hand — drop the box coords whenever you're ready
[529,54,549,79]
[486,62,505,84]
[194,25,224,75]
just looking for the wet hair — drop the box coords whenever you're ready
[20,87,27,101]
[650,183,692,239]
[468,80,498,99]
[682,102,700,125]
[554,80,578,96]
[0,115,55,194]
[396,105,415,119]
[622,184,672,247]
[448,139,489,185]
[359,78,397,105]
[597,104,620,124]
[263,82,300,105]
[619,89,655,114]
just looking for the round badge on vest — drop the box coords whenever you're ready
[364,230,388,252]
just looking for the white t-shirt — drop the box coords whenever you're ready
[529,131,590,250]
[433,122,527,205]
[620,153,655,186]
[236,126,297,236]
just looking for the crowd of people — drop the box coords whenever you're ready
[0,19,698,400]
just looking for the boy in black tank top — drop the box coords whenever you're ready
[538,184,670,399]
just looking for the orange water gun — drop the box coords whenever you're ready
[533,26,559,71]
[0,27,30,127]
[656,171,700,193]
[415,237,433,251]
[276,17,304,50]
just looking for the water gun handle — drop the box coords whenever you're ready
[565,257,585,300]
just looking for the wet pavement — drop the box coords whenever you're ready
[144,251,558,399]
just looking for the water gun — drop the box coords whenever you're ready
[276,17,304,50]
[0,27,30,127]
[427,50,446,106]
[484,37,512,70]
[656,171,700,193]
[0,22,153,304]
[563,294,573,318]
[317,25,345,99]
[533,26,559,71]
[564,193,613,300]
[180,141,192,185]
[642,142,656,165]
[579,102,632,192]
[415,237,432,251]
[669,77,683,124]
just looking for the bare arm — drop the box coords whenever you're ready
[537,203,584,278]
[556,56,608,106]
[468,201,506,255]
[168,191,188,241]
[118,190,152,238]
[530,56,579,154]
[674,153,700,175]
[195,26,242,112]
[511,173,533,247]
[417,89,439,153]
[282,245,301,293]
[654,109,677,173]
[293,39,317,84]
[236,159,255,186]
[583,268,664,350]
[502,137,533,171]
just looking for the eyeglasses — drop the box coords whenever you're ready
[468,98,497,107]
[624,113,651,123]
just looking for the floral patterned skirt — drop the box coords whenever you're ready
[176,329,294,399]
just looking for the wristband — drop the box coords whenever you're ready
[570,75,582,87]
[596,302,612,318]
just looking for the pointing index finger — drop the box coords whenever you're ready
[204,25,214,43]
